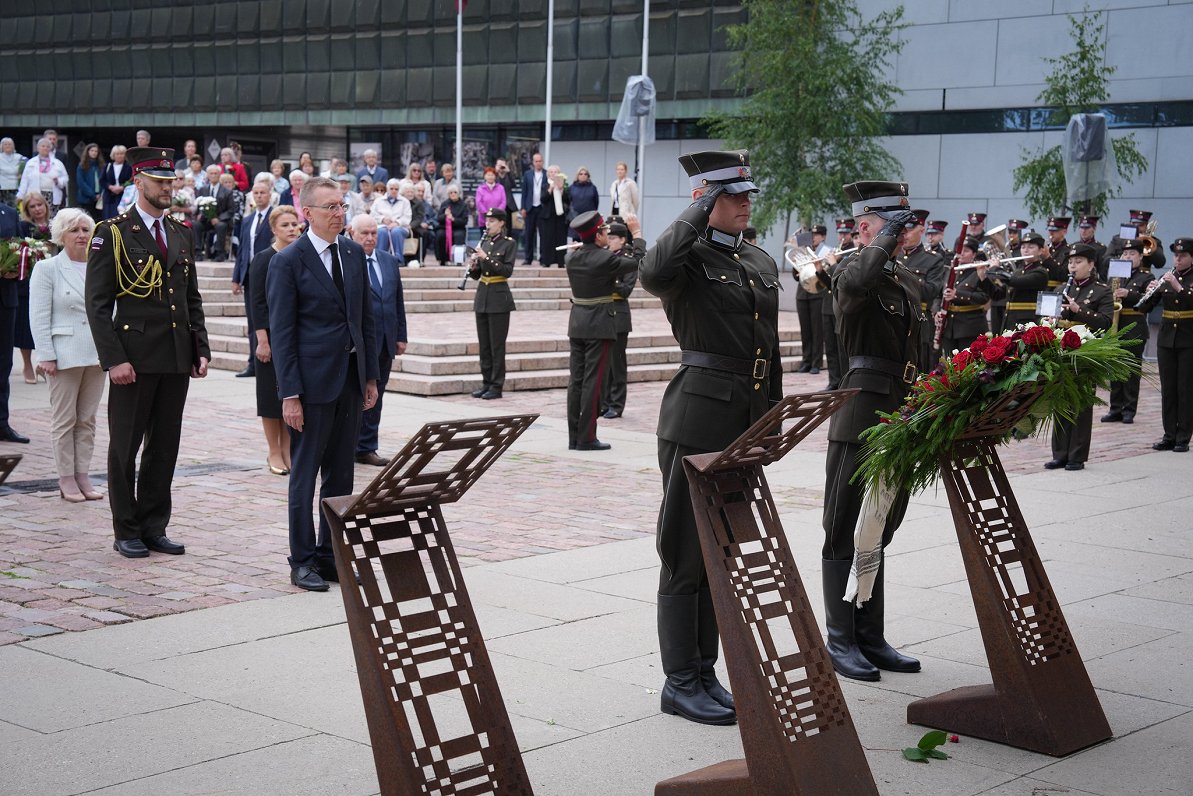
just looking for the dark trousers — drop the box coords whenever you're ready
[0,302,13,427]
[1158,345,1193,445]
[523,206,543,262]
[600,332,629,415]
[194,216,228,256]
[1108,330,1147,416]
[106,373,191,541]
[822,311,844,389]
[540,216,567,266]
[797,297,824,367]
[241,275,256,371]
[989,302,1007,336]
[822,440,909,560]
[1051,404,1094,464]
[287,357,361,569]
[657,439,712,595]
[356,355,393,455]
[476,312,509,391]
[567,337,610,445]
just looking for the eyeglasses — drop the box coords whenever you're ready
[312,202,350,214]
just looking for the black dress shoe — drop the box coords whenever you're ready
[470,387,488,398]
[291,566,329,592]
[602,408,621,419]
[355,451,389,466]
[0,426,30,444]
[480,389,502,400]
[144,535,186,554]
[796,363,812,374]
[1175,443,1190,453]
[1121,414,1135,424]
[235,367,255,378]
[1043,459,1067,470]
[113,539,150,558]
[568,441,577,450]
[1153,439,1176,451]
[809,367,820,375]
[576,439,611,451]
[317,565,362,585]
[1064,462,1085,471]
[1100,412,1123,423]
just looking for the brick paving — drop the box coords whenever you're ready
[0,352,1164,645]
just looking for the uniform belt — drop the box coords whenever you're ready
[1119,308,1143,316]
[1162,310,1193,320]
[1047,280,1062,288]
[479,275,508,284]
[948,304,985,313]
[848,356,918,384]
[571,295,619,305]
[1006,302,1038,311]
[681,350,769,379]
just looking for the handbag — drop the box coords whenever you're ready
[403,235,419,256]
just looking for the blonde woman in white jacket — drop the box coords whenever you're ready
[609,161,639,218]
[28,208,105,502]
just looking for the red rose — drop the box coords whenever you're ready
[982,346,1006,365]
[1062,330,1082,350]
[988,335,1012,351]
[952,350,973,370]
[1022,325,1056,351]
[969,336,989,353]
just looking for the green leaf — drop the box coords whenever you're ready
[926,749,950,760]
[902,747,929,762]
[918,730,948,750]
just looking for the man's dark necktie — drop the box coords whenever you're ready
[152,219,167,257]
[367,256,381,293]
[329,242,345,298]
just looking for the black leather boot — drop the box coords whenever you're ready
[855,562,921,673]
[697,586,734,710]
[658,593,736,725]
[822,559,880,682]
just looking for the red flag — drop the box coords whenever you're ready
[454,0,468,11]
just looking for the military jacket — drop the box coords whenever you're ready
[1138,266,1193,349]
[469,233,517,314]
[641,205,783,451]
[900,245,948,317]
[1103,234,1166,274]
[566,238,643,340]
[1001,261,1050,327]
[1047,239,1070,287]
[611,242,640,335]
[1060,278,1113,333]
[818,244,855,318]
[829,237,923,444]
[1114,267,1154,343]
[86,210,209,373]
[944,268,999,341]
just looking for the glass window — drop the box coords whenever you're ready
[712,7,746,49]
[676,9,711,53]
[488,24,518,65]
[553,60,577,103]
[518,62,547,104]
[282,0,308,33]
[519,20,547,60]
[488,64,517,105]
[172,77,195,112]
[109,10,131,39]
[408,0,433,26]
[406,68,433,105]
[355,0,380,27]
[192,76,216,110]
[330,35,356,71]
[463,65,489,104]
[577,59,609,102]
[648,54,676,101]
[307,0,331,30]
[580,0,611,14]
[674,52,708,99]
[407,28,433,66]
[578,17,609,60]
[379,70,406,107]
[463,25,488,66]
[330,73,354,108]
[356,71,379,105]
[282,74,310,109]
[610,14,642,59]
[380,32,406,70]
[355,33,380,71]
[259,0,283,31]
[130,78,153,113]
[380,0,407,26]
[709,51,736,98]
[554,17,579,62]
[305,35,330,72]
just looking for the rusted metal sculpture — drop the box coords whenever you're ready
[321,414,538,796]
[0,454,19,486]
[907,384,1112,755]
[657,390,880,796]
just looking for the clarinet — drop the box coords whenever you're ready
[933,223,970,350]
[457,233,492,290]
[1133,276,1168,309]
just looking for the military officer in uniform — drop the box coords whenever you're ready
[467,208,518,399]
[1102,209,1165,276]
[822,181,922,682]
[86,147,210,558]
[1006,218,1029,257]
[564,211,643,450]
[999,230,1050,330]
[820,219,855,389]
[1137,237,1193,452]
[1077,216,1107,277]
[641,149,781,726]
[938,238,1001,356]
[1046,217,1072,288]
[925,219,949,257]
[795,224,828,373]
[897,209,948,371]
[965,212,988,244]
[1102,238,1154,424]
[599,218,639,419]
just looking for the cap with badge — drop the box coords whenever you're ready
[1122,238,1146,253]
[962,236,982,252]
[1128,209,1153,225]
[966,212,987,226]
[811,224,827,236]
[607,221,629,239]
[1077,215,1099,228]
[841,180,910,220]
[1047,216,1072,231]
[569,210,609,241]
[1067,242,1099,261]
[835,218,856,233]
[1021,230,1047,247]
[908,209,929,227]
[1007,219,1029,232]
[678,149,759,195]
[127,147,176,180]
[926,220,948,234]
[1171,238,1192,254]
[484,207,508,224]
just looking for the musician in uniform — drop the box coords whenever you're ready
[466,208,517,400]
[822,182,922,682]
[1102,238,1153,424]
[795,224,828,374]
[819,219,855,389]
[897,209,948,371]
[1006,218,1029,257]
[598,218,639,420]
[1000,230,1050,330]
[1045,243,1114,471]
[641,149,780,726]
[1137,237,1193,453]
[1046,216,1072,288]
[925,219,949,257]
[966,212,988,245]
[938,237,1000,356]
[1077,216,1107,278]
[1102,209,1165,275]
[565,211,643,450]
[85,147,210,558]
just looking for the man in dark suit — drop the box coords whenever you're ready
[355,149,389,188]
[232,182,275,377]
[0,201,29,443]
[85,147,210,558]
[267,176,379,592]
[565,211,643,450]
[349,214,407,466]
[520,153,545,265]
[193,165,236,260]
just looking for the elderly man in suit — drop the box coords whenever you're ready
[267,176,379,592]
[1,201,29,443]
[520,152,546,265]
[193,164,236,261]
[232,180,275,377]
[348,214,408,466]
[355,149,389,188]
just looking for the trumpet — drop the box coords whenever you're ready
[784,245,853,293]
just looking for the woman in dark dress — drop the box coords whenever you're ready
[539,168,571,266]
[249,205,303,475]
[18,193,56,383]
[436,186,468,264]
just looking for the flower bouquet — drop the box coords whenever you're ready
[196,195,218,220]
[170,193,193,226]
[0,237,53,279]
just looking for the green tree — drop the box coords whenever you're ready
[704,0,907,232]
[1012,8,1148,219]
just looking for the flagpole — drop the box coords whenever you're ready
[637,0,649,223]
[455,1,463,175]
[544,0,555,165]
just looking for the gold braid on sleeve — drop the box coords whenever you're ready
[109,224,163,299]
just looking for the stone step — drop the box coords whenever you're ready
[403,297,661,313]
[203,302,246,317]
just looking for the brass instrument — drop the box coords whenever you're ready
[784,245,849,293]
[981,224,1008,259]
[1138,219,1160,259]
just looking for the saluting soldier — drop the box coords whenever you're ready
[938,237,1001,356]
[822,182,922,683]
[564,211,643,450]
[1077,215,1107,278]
[598,218,640,420]
[820,218,855,389]
[1046,216,1072,288]
[897,209,948,371]
[1102,238,1154,424]
[924,219,950,257]
[1046,243,1114,471]
[1000,230,1051,330]
[467,208,517,400]
[641,149,780,726]
[1137,237,1193,453]
[86,147,210,558]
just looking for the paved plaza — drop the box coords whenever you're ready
[1,361,1190,795]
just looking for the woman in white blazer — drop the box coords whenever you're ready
[28,208,105,503]
[609,161,640,219]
